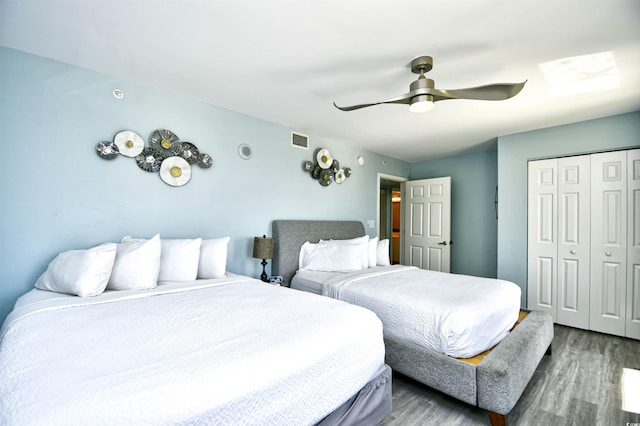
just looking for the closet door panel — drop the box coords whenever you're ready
[528,159,557,318]
[557,156,590,328]
[627,149,640,339]
[590,151,627,336]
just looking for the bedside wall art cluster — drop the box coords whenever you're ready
[302,148,352,187]
[96,129,212,187]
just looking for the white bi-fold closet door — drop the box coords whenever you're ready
[527,148,640,339]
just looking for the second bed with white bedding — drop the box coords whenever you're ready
[292,265,521,358]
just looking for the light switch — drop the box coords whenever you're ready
[367,220,375,228]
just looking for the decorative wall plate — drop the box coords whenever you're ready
[178,141,200,164]
[160,156,192,187]
[197,153,213,168]
[316,149,333,169]
[135,147,164,172]
[311,164,321,179]
[319,169,333,186]
[96,141,119,160]
[149,129,181,156]
[114,130,144,157]
[335,168,346,184]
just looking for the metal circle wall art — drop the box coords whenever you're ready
[96,141,119,160]
[135,147,164,173]
[95,128,213,187]
[114,130,144,157]
[160,156,192,187]
[302,148,352,187]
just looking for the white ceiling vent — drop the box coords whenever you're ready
[291,132,309,150]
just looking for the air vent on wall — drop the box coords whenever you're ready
[291,132,309,150]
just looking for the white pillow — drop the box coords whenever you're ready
[198,237,230,279]
[301,242,363,272]
[35,243,117,297]
[107,234,161,290]
[377,239,391,266]
[299,241,318,269]
[158,238,202,281]
[368,236,379,268]
[321,235,370,269]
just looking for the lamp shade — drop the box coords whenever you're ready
[252,235,274,260]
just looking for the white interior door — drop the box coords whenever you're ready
[626,149,640,339]
[590,150,627,336]
[556,155,590,329]
[527,159,558,318]
[402,177,451,272]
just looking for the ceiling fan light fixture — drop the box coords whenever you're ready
[409,95,434,113]
[332,55,526,112]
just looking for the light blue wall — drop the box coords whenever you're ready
[0,47,410,322]
[410,148,498,278]
[497,111,640,307]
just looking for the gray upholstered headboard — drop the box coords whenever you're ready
[272,220,366,284]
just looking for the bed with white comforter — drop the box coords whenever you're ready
[292,265,521,358]
[273,220,554,426]
[0,274,388,425]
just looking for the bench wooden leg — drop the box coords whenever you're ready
[487,411,507,426]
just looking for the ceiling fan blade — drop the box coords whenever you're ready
[432,81,527,102]
[333,93,412,111]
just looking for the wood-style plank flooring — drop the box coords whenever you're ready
[380,325,640,425]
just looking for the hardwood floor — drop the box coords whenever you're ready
[380,325,640,425]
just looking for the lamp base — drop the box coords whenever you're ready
[260,259,269,282]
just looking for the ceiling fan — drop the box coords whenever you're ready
[333,55,526,113]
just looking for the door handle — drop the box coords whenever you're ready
[438,241,447,246]
[570,250,576,254]
[605,251,611,257]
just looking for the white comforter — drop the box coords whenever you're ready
[0,274,385,426]
[305,265,521,358]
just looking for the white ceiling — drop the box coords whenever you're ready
[1,0,639,162]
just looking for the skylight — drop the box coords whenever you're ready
[538,51,620,96]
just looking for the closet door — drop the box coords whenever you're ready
[627,149,640,339]
[590,151,627,336]
[556,156,590,329]
[527,159,557,319]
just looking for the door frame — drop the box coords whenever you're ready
[377,173,408,260]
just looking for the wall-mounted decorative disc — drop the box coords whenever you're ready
[114,130,144,157]
[316,148,333,169]
[96,141,120,160]
[319,169,333,186]
[135,147,164,172]
[197,153,213,168]
[160,156,192,187]
[149,129,181,156]
[311,164,321,179]
[303,160,314,171]
[344,167,352,177]
[335,169,346,184]
[178,141,200,164]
